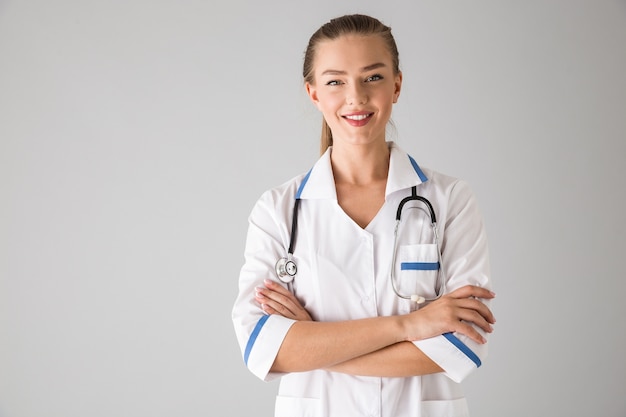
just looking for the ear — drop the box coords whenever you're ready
[306,82,321,109]
[393,71,403,103]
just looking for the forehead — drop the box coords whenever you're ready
[313,34,393,73]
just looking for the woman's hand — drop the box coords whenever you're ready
[255,281,495,345]
[404,285,496,345]
[255,279,313,321]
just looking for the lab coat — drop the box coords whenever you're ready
[232,141,492,417]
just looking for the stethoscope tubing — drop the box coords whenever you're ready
[288,199,300,255]
[277,186,446,304]
[396,187,437,223]
[390,186,446,303]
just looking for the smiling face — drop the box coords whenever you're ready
[306,34,402,148]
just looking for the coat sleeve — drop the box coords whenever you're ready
[231,187,298,382]
[412,179,493,383]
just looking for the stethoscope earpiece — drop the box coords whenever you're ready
[410,294,426,304]
[275,257,297,283]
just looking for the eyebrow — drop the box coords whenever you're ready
[320,62,387,76]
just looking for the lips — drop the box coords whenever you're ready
[342,112,374,127]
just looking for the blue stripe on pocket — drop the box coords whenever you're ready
[400,262,440,271]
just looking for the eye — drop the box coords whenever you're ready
[326,80,343,86]
[365,74,383,82]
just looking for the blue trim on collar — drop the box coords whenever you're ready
[408,155,428,182]
[244,314,270,365]
[295,168,313,199]
[442,332,482,368]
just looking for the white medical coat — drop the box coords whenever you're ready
[232,142,492,417]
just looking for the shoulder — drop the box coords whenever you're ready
[417,167,482,218]
[261,172,308,201]
[421,166,472,194]
[252,172,309,216]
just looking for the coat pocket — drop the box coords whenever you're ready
[396,243,440,301]
[274,395,320,417]
[420,397,470,417]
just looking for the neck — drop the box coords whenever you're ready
[330,140,390,186]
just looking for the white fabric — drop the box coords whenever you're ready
[232,142,492,417]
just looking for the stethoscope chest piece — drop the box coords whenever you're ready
[275,257,297,283]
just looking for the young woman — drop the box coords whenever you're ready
[232,14,495,417]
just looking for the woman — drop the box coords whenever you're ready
[232,14,495,417]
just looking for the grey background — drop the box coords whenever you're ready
[1,1,625,416]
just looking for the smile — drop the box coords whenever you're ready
[342,112,374,126]
[344,114,371,121]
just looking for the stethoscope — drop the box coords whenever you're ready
[275,185,446,304]
[274,199,301,282]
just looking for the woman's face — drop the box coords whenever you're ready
[306,34,402,148]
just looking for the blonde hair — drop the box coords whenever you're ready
[302,14,401,155]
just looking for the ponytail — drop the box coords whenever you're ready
[320,119,333,155]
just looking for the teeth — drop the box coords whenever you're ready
[345,114,370,121]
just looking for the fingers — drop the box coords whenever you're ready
[255,291,297,318]
[447,297,495,344]
[454,321,488,345]
[448,284,496,301]
[445,285,497,329]
[456,297,496,325]
[409,288,496,344]
[255,279,312,321]
[455,304,494,336]
[255,285,296,317]
[263,279,294,297]
[259,279,296,307]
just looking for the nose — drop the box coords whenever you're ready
[346,83,368,105]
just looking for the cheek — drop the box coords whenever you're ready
[375,91,397,110]
[316,93,343,114]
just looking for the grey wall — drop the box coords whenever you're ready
[1,1,625,416]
